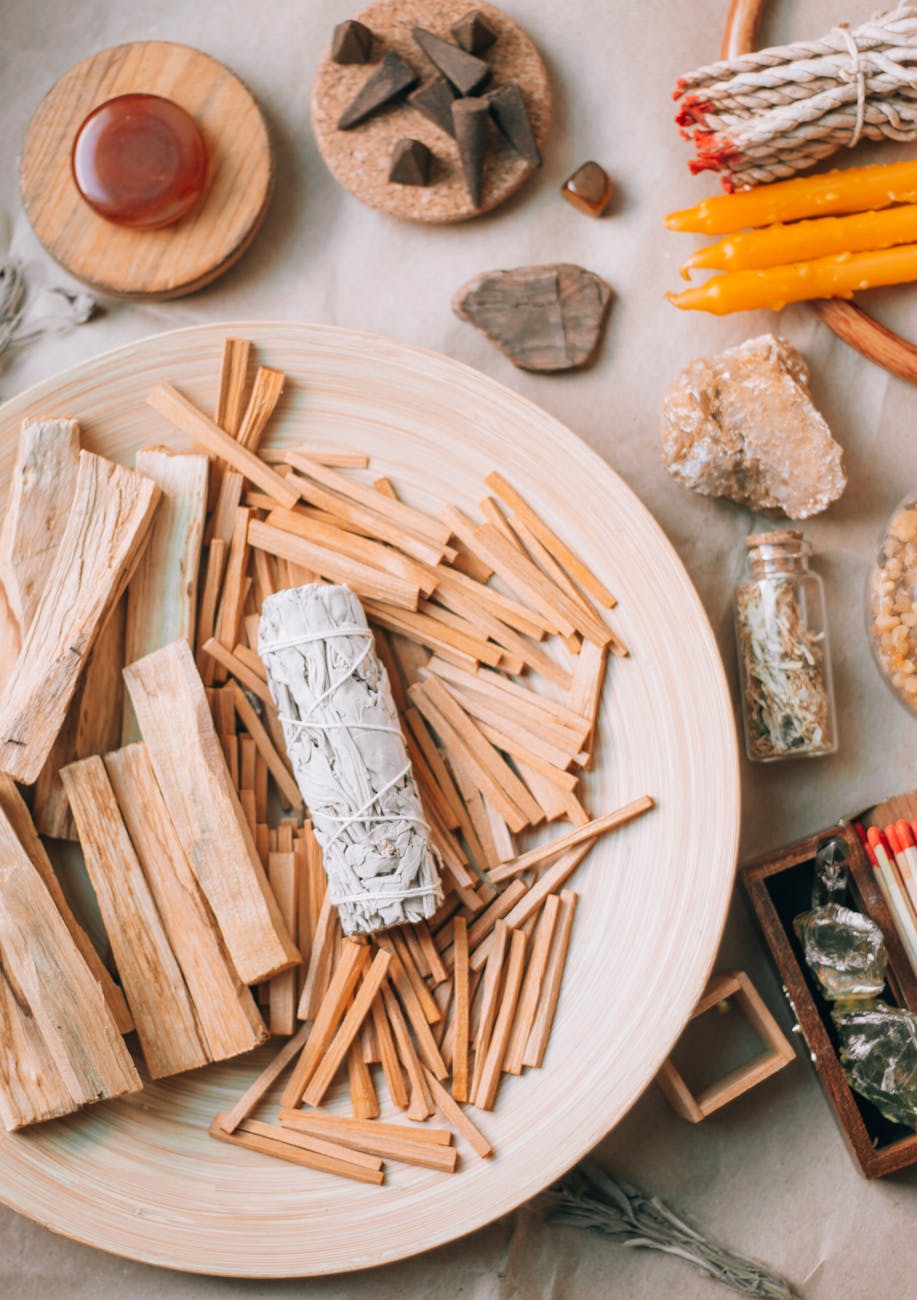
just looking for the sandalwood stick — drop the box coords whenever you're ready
[268,851,300,1037]
[521,889,578,1068]
[282,939,370,1106]
[381,948,448,1080]
[302,948,393,1106]
[147,382,299,509]
[210,1116,384,1185]
[423,1066,493,1159]
[504,894,561,1073]
[566,639,608,770]
[278,1108,452,1146]
[265,508,434,595]
[230,683,302,810]
[283,479,448,566]
[473,845,592,972]
[426,658,592,742]
[298,895,337,1020]
[217,507,252,653]
[371,993,409,1109]
[221,1023,310,1133]
[382,982,434,1119]
[201,637,272,704]
[124,639,300,984]
[473,927,527,1109]
[489,797,655,883]
[261,447,370,468]
[452,915,470,1103]
[0,452,160,784]
[470,921,509,1102]
[276,1109,457,1171]
[348,1039,380,1119]
[215,338,252,435]
[250,519,419,610]
[238,1115,382,1173]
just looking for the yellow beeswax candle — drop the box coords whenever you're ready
[681,204,917,278]
[667,244,917,315]
[664,159,917,235]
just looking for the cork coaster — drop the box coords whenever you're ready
[19,41,273,300]
[311,0,551,223]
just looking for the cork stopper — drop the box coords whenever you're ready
[746,529,804,547]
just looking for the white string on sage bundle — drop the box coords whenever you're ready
[259,583,443,935]
[674,5,917,189]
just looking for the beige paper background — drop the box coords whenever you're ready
[2,0,917,1295]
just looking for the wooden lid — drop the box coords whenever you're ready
[19,41,273,300]
[311,0,551,224]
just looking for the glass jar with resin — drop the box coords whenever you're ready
[734,530,837,762]
[868,493,917,714]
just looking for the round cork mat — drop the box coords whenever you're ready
[311,0,551,223]
[19,41,273,300]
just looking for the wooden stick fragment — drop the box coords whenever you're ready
[371,993,409,1109]
[215,337,252,436]
[470,921,510,1102]
[474,927,528,1109]
[423,1066,493,1158]
[250,519,420,610]
[268,851,300,1037]
[381,948,449,1079]
[277,1109,458,1172]
[278,1108,452,1146]
[282,480,448,566]
[61,756,212,1078]
[105,742,268,1059]
[217,507,252,653]
[147,382,299,509]
[298,896,338,1020]
[236,366,285,451]
[504,894,561,1073]
[521,890,578,1069]
[0,416,80,632]
[124,639,300,984]
[348,1039,380,1119]
[302,948,393,1106]
[0,777,141,1130]
[382,983,434,1119]
[201,637,273,704]
[265,508,434,595]
[452,915,471,1102]
[565,639,608,769]
[230,684,303,810]
[282,939,370,1107]
[221,1023,311,1133]
[237,1116,382,1174]
[0,452,160,784]
[261,447,370,468]
[489,797,655,883]
[123,448,208,741]
[210,1115,384,1184]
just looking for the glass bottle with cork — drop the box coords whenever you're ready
[734,529,837,762]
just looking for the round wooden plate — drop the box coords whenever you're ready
[311,0,550,223]
[0,324,739,1277]
[19,42,273,300]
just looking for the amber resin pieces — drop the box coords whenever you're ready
[562,161,612,217]
[660,334,846,519]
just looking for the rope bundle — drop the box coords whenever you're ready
[675,5,917,190]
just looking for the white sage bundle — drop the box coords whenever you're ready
[259,584,442,935]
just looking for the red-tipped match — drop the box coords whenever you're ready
[866,825,886,864]
[897,820,916,850]
[885,824,903,856]
[857,822,878,865]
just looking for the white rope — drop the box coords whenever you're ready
[674,6,917,189]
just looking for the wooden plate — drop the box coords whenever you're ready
[19,42,272,299]
[0,324,739,1277]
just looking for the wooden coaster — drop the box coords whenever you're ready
[311,0,551,223]
[19,41,273,300]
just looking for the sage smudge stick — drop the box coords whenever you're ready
[547,1163,798,1300]
[259,584,443,935]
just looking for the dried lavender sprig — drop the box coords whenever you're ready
[545,1163,799,1300]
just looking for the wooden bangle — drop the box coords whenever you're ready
[722,0,917,384]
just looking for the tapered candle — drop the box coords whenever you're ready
[664,159,917,235]
[681,204,917,278]
[667,244,917,315]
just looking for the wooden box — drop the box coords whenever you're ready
[742,805,917,1179]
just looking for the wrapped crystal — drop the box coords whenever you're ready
[259,584,443,935]
[834,1003,917,1129]
[794,837,887,1001]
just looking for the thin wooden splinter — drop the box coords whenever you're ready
[488,797,655,883]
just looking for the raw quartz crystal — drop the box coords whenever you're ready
[660,334,846,519]
[794,837,888,1002]
[835,1003,917,1130]
[258,584,442,935]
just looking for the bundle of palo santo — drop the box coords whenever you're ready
[665,158,917,315]
[0,336,653,1185]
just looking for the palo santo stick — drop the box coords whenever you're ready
[504,894,561,1072]
[423,1065,493,1158]
[238,1116,382,1173]
[0,453,160,784]
[372,992,409,1109]
[250,519,419,610]
[419,600,518,671]
[0,417,80,632]
[209,471,244,545]
[196,538,228,682]
[521,889,578,1068]
[298,895,337,1020]
[489,797,655,883]
[124,639,300,983]
[0,957,77,1131]
[278,1108,452,1146]
[0,773,132,1033]
[105,743,267,1059]
[427,658,592,742]
[348,1038,380,1119]
[221,1022,310,1133]
[283,479,447,566]
[210,1116,384,1185]
[215,337,252,435]
[232,642,267,682]
[475,718,580,789]
[363,603,479,671]
[265,508,435,595]
[61,756,211,1078]
[470,921,510,1103]
[566,639,608,770]
[284,453,451,549]
[148,382,299,510]
[473,846,592,972]
[218,507,252,652]
[417,919,449,986]
[261,447,370,468]
[384,932,440,1024]
[302,948,393,1106]
[230,684,302,810]
[268,852,300,1037]
[474,927,527,1110]
[282,939,370,1106]
[365,597,502,667]
[202,638,273,704]
[433,587,571,688]
[432,567,550,640]
[277,1109,457,1172]
[0,776,141,1128]
[486,471,617,610]
[33,597,126,840]
[123,448,208,741]
[381,947,448,1078]
[382,982,435,1118]
[452,915,470,1102]
[236,366,285,451]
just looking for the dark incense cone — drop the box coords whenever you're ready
[331,19,374,65]
[451,9,498,54]
[389,138,433,186]
[338,50,418,130]
[452,97,490,207]
[412,26,491,96]
[408,77,458,138]
[487,83,541,166]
